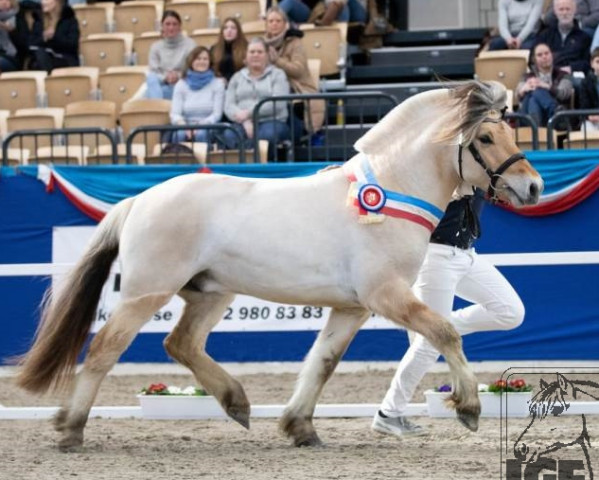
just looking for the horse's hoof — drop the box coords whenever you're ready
[227,407,250,430]
[456,412,479,432]
[294,432,324,448]
[58,433,84,452]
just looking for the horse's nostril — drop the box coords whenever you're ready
[529,182,539,200]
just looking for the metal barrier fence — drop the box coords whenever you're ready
[2,127,118,166]
[505,112,539,151]
[253,91,399,162]
[126,123,247,164]
[547,108,599,150]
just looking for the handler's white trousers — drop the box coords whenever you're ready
[380,243,525,417]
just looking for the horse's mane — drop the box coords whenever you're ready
[354,80,507,155]
[529,380,567,419]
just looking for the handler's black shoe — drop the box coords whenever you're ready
[371,411,426,438]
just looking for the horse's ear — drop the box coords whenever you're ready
[557,373,569,390]
[540,379,549,390]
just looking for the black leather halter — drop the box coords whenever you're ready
[457,115,526,201]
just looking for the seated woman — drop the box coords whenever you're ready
[146,10,196,100]
[488,0,542,51]
[579,47,599,131]
[211,17,248,84]
[170,46,226,144]
[516,42,574,127]
[264,6,324,137]
[28,0,79,71]
[276,0,349,26]
[0,0,19,72]
[223,37,291,160]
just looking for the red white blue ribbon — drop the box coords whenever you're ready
[345,155,445,231]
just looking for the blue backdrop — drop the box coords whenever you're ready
[1,164,598,364]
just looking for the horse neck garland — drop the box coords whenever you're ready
[344,154,445,231]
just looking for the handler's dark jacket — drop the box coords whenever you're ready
[430,189,485,250]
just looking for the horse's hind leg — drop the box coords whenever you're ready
[163,290,250,428]
[281,307,370,447]
[366,280,480,431]
[55,292,172,450]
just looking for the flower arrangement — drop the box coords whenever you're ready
[434,378,533,394]
[140,383,208,396]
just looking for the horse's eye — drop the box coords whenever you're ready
[478,135,493,145]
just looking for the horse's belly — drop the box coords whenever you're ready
[202,261,360,308]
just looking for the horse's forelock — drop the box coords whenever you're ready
[438,81,508,145]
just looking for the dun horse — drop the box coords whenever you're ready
[16,81,543,450]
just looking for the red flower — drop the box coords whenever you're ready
[509,379,526,389]
[147,383,168,394]
[494,380,507,389]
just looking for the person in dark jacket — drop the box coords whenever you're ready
[372,189,525,438]
[579,47,599,130]
[516,42,574,127]
[28,0,80,71]
[535,0,591,74]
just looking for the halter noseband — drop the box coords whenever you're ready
[457,114,526,201]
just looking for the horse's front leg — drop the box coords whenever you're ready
[367,280,481,431]
[280,307,370,447]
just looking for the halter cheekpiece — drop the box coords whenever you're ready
[345,154,444,232]
[458,112,526,201]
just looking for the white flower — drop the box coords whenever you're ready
[167,386,182,394]
[478,383,489,392]
[182,386,197,395]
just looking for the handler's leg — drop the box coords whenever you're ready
[450,251,524,334]
[55,292,172,450]
[163,291,250,429]
[366,279,480,432]
[281,307,370,447]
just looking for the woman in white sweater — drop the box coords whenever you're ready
[489,0,543,50]
[146,10,196,100]
[170,46,225,143]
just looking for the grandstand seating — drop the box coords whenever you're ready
[99,69,147,113]
[33,145,90,165]
[45,74,96,108]
[6,108,64,153]
[113,1,161,36]
[73,3,114,36]
[81,33,134,71]
[190,28,220,48]
[300,24,347,78]
[475,50,529,105]
[168,0,211,31]
[64,100,118,150]
[214,0,261,25]
[119,99,171,153]
[0,71,47,112]
[132,31,161,65]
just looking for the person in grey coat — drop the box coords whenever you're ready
[223,37,291,161]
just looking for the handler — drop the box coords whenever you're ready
[372,188,525,437]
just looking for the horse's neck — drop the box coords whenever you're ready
[349,143,459,211]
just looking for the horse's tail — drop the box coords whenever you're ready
[14,197,136,394]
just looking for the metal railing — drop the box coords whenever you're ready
[505,112,539,151]
[125,123,247,164]
[252,91,399,162]
[547,109,599,150]
[2,127,118,166]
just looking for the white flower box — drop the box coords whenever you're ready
[424,390,532,418]
[137,395,225,420]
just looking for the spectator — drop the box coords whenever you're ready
[146,10,196,100]
[517,42,573,126]
[264,6,324,135]
[170,46,225,144]
[536,0,591,74]
[578,47,599,130]
[544,0,599,38]
[488,0,543,51]
[211,17,248,84]
[28,0,79,71]
[277,0,349,26]
[0,0,19,72]
[223,37,291,160]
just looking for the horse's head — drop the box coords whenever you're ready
[513,374,575,464]
[445,81,544,207]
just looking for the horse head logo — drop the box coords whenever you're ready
[512,373,598,479]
